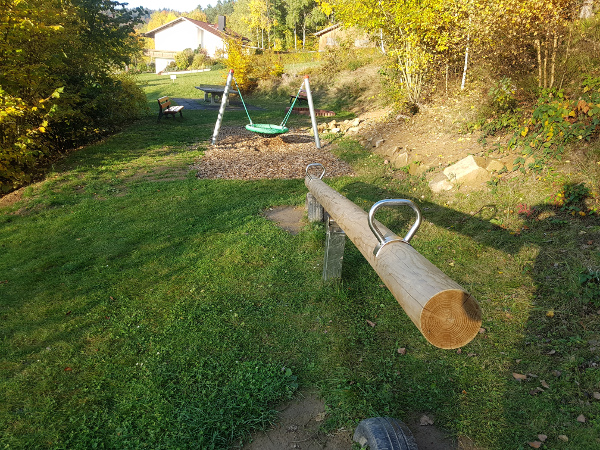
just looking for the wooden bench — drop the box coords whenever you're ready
[157,96,184,122]
[290,89,308,104]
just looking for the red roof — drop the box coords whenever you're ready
[144,17,248,42]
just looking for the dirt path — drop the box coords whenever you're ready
[240,389,459,450]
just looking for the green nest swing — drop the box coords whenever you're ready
[245,123,288,135]
[236,79,304,136]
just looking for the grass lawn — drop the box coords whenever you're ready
[1,72,599,449]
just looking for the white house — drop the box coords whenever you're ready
[144,16,246,73]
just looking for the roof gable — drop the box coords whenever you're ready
[144,17,247,42]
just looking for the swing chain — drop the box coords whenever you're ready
[234,76,306,131]
[232,76,253,126]
[280,80,306,128]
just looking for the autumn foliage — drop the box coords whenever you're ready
[0,0,147,193]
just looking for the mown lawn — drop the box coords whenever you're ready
[1,72,599,449]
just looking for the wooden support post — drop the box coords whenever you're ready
[305,175,482,349]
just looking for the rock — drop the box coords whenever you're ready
[392,152,409,169]
[331,128,341,134]
[486,159,505,173]
[429,173,454,193]
[328,120,337,129]
[375,139,385,148]
[409,162,430,177]
[384,159,389,165]
[347,126,361,134]
[443,155,491,186]
[351,118,362,127]
[317,124,326,132]
[501,157,515,172]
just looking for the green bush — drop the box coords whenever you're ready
[190,49,211,70]
[43,74,148,153]
[0,87,62,193]
[489,77,517,112]
[164,61,178,72]
[175,48,195,71]
[508,82,600,165]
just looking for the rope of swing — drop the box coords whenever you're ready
[232,76,254,126]
[280,80,306,128]
[233,76,306,129]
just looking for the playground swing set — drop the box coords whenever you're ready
[211,70,321,148]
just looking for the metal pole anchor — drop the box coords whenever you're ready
[322,215,346,281]
[306,163,325,222]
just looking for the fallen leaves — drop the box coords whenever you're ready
[529,387,544,396]
[528,441,542,448]
[577,414,586,423]
[558,435,568,442]
[397,347,407,355]
[593,392,600,400]
[513,372,528,381]
[366,319,376,327]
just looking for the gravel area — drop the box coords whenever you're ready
[193,126,354,180]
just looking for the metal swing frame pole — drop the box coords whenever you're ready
[303,75,321,149]
[211,69,234,146]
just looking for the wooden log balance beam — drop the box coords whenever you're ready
[305,171,482,349]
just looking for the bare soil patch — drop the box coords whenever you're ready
[240,391,353,450]
[241,391,465,450]
[0,188,24,209]
[193,127,354,180]
[263,205,306,235]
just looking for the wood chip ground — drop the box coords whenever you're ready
[193,127,354,180]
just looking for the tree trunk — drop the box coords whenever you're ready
[460,34,469,91]
[559,27,572,90]
[549,34,558,88]
[543,45,548,89]
[580,0,594,19]
[535,39,542,88]
[302,23,306,49]
[461,17,472,91]
[446,63,449,95]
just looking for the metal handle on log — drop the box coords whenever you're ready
[306,163,325,179]
[305,168,482,349]
[368,199,422,257]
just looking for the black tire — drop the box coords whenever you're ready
[353,417,418,450]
